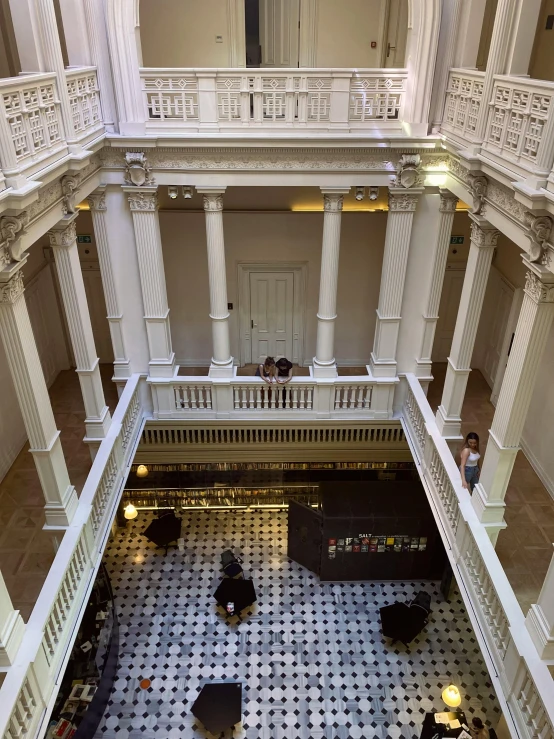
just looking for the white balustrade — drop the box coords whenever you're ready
[402,374,554,739]
[140,68,407,132]
[174,383,213,410]
[441,68,485,143]
[0,375,146,739]
[65,67,104,144]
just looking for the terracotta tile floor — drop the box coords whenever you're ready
[427,363,554,614]
[0,365,118,621]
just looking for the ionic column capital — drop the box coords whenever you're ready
[86,187,107,212]
[439,189,458,213]
[469,214,499,248]
[388,187,424,212]
[124,186,158,212]
[0,271,25,304]
[48,214,79,248]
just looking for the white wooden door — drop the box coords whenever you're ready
[250,271,294,363]
[259,0,300,67]
[480,270,514,389]
[432,266,466,362]
[382,0,409,67]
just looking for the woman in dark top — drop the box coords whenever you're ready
[255,356,276,383]
[275,357,293,384]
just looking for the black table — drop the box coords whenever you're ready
[214,578,256,614]
[192,682,242,734]
[420,711,468,739]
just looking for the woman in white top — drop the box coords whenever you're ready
[460,432,481,492]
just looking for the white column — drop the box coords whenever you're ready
[370,187,423,378]
[429,0,462,131]
[49,216,112,450]
[58,0,91,66]
[404,0,441,136]
[125,187,176,378]
[472,263,554,532]
[416,189,458,383]
[7,0,44,73]
[83,0,117,131]
[0,270,77,527]
[313,188,350,378]
[198,187,234,378]
[0,570,24,667]
[87,188,131,382]
[436,215,498,438]
[452,0,486,67]
[505,0,542,75]
[105,0,145,136]
[526,546,554,659]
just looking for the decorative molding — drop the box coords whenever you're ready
[323,193,344,212]
[127,190,158,211]
[0,212,29,263]
[0,271,24,304]
[49,220,77,248]
[470,220,499,248]
[393,154,423,188]
[448,157,469,184]
[87,189,107,212]
[439,189,458,213]
[388,190,420,212]
[61,175,79,215]
[525,214,553,264]
[486,181,528,226]
[524,271,554,304]
[202,194,224,212]
[124,152,155,186]
[467,174,488,215]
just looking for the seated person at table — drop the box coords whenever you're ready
[469,717,489,739]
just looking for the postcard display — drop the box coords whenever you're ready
[288,481,446,581]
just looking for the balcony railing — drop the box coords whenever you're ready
[140,68,408,133]
[0,375,146,739]
[402,374,554,739]
[65,67,104,146]
[441,68,485,144]
[154,374,395,419]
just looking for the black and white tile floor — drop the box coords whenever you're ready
[96,509,500,739]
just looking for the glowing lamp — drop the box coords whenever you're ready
[136,464,149,478]
[124,503,138,520]
[442,685,461,708]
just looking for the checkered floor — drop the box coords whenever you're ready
[96,509,500,739]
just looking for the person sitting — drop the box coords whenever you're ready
[469,717,490,739]
[255,356,276,384]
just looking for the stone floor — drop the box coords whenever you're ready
[0,365,118,620]
[427,363,554,614]
[96,509,500,739]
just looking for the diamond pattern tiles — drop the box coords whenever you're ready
[96,510,500,739]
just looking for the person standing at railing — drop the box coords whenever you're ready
[275,357,293,408]
[255,356,276,407]
[460,432,481,492]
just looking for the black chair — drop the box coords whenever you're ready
[410,590,431,615]
[223,561,244,579]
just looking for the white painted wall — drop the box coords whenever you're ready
[160,210,385,366]
[314,0,385,68]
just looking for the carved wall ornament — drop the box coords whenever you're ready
[470,220,498,248]
[439,189,458,213]
[1,212,30,263]
[524,270,554,303]
[524,213,552,263]
[0,271,25,304]
[541,246,553,270]
[86,190,107,212]
[48,220,77,248]
[202,194,224,212]
[393,154,422,188]
[388,191,420,212]
[448,157,469,184]
[61,175,80,215]
[127,190,158,211]
[467,174,488,215]
[323,193,344,212]
[124,152,155,186]
[486,181,528,225]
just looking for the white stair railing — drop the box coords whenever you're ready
[0,375,146,739]
[402,374,554,739]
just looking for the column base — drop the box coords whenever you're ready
[84,405,112,440]
[415,358,433,381]
[113,359,132,380]
[525,605,554,660]
[369,353,397,378]
[149,353,177,378]
[471,482,507,529]
[435,404,463,439]
[312,357,338,378]
[0,609,25,668]
[209,358,235,378]
[44,485,79,527]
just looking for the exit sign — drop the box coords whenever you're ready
[450,235,464,245]
[77,234,92,244]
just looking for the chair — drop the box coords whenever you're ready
[410,590,431,617]
[223,560,244,579]
[221,550,237,569]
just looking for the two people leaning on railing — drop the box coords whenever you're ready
[255,356,293,385]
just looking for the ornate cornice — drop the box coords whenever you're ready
[524,270,554,303]
[49,220,77,248]
[87,189,107,212]
[439,189,458,213]
[470,219,498,248]
[388,189,420,212]
[0,271,24,304]
[323,193,344,212]
[202,194,224,212]
[127,190,158,212]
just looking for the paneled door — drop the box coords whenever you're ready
[382,0,409,67]
[259,0,300,67]
[480,270,514,390]
[432,266,466,362]
[250,271,294,363]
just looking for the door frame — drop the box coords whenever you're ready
[237,262,307,367]
[490,285,524,407]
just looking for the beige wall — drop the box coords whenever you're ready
[160,210,385,366]
[529,0,554,81]
[315,0,385,68]
[140,0,231,67]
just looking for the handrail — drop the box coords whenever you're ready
[402,374,554,739]
[0,375,146,739]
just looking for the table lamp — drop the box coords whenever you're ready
[124,503,138,520]
[442,684,461,708]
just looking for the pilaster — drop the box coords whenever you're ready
[0,570,24,667]
[526,546,554,659]
[125,186,176,378]
[313,187,350,378]
[370,187,423,378]
[49,215,112,452]
[472,262,554,531]
[436,215,498,438]
[198,187,234,378]
[87,188,131,381]
[83,0,117,131]
[416,189,458,380]
[0,270,77,526]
